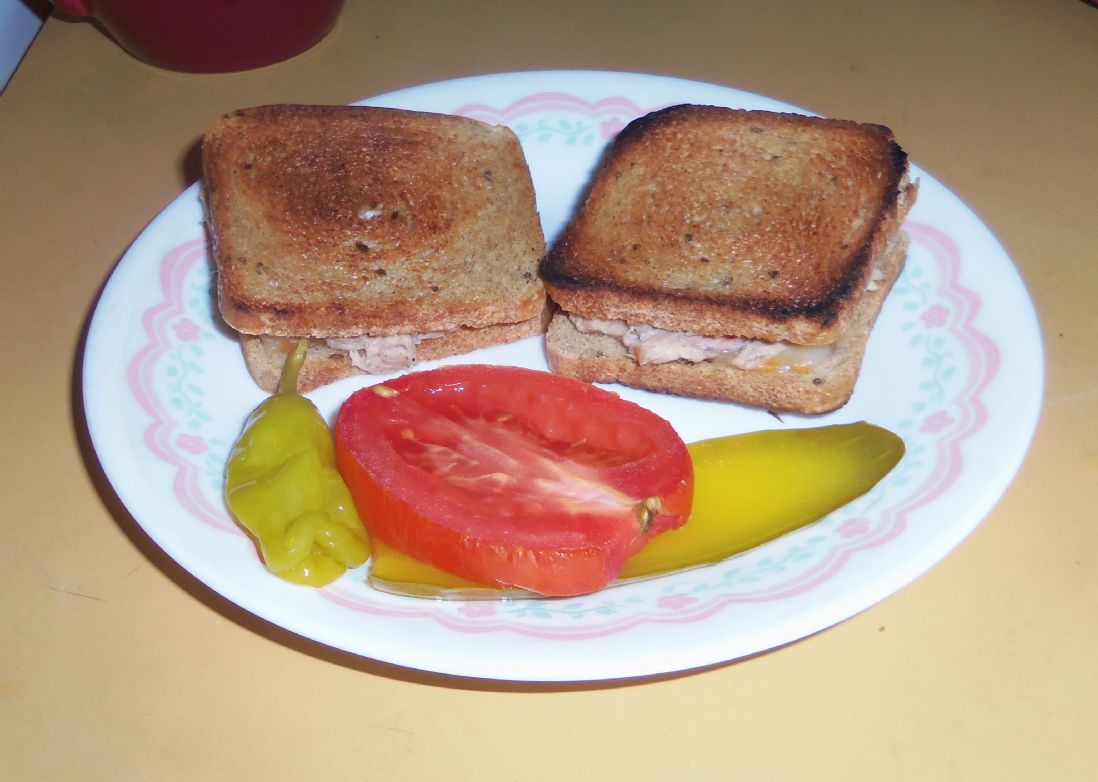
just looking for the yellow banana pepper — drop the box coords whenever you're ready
[620,421,904,577]
[225,341,370,586]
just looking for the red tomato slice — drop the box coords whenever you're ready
[334,365,693,596]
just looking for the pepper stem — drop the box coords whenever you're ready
[634,496,662,533]
[278,340,309,396]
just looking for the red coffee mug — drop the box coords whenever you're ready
[51,0,344,73]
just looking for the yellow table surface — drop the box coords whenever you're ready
[2,1,1096,779]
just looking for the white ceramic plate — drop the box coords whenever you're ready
[82,71,1043,682]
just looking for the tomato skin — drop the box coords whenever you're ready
[334,365,693,596]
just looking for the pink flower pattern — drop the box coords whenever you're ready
[176,434,208,455]
[838,518,871,538]
[172,318,201,341]
[920,410,955,434]
[921,305,949,329]
[657,594,698,611]
[459,603,497,618]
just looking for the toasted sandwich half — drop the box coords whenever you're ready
[202,104,547,392]
[541,104,918,414]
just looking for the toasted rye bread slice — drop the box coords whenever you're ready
[240,303,552,393]
[546,232,909,414]
[202,104,546,338]
[541,105,917,345]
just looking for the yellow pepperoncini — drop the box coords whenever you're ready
[619,422,905,578]
[225,341,370,586]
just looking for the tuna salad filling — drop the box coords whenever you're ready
[325,332,444,374]
[567,315,834,371]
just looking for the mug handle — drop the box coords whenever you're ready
[52,0,94,16]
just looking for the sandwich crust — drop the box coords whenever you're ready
[542,104,917,344]
[203,104,546,338]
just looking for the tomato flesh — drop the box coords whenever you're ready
[334,365,693,596]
